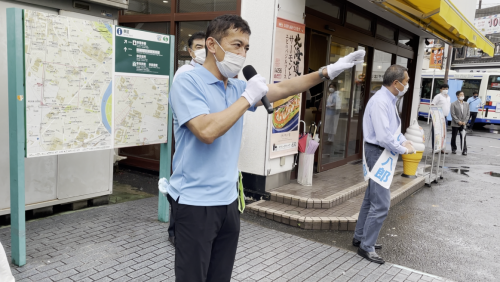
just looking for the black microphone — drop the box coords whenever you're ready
[242,65,274,114]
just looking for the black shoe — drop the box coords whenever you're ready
[352,238,382,249]
[462,151,467,156]
[452,151,456,154]
[357,247,385,264]
[168,236,175,246]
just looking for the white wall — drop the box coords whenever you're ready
[239,0,306,177]
[0,0,114,213]
[451,0,477,23]
[238,0,277,176]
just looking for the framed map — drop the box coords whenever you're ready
[23,11,172,158]
[24,10,114,157]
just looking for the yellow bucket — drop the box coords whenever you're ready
[401,151,423,177]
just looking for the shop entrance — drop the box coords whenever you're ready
[304,32,367,172]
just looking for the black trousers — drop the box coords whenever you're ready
[167,194,176,239]
[171,198,240,282]
[469,112,478,129]
[451,126,467,153]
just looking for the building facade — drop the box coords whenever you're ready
[117,0,489,196]
[452,5,500,72]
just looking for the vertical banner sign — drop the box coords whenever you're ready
[270,18,305,159]
[429,106,446,151]
[114,27,171,148]
[429,47,444,69]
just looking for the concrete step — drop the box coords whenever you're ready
[246,175,425,231]
[269,165,404,209]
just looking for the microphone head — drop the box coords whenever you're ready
[242,65,257,80]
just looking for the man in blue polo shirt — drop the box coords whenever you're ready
[467,90,482,130]
[164,14,365,282]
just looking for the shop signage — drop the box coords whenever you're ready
[270,17,305,159]
[475,14,500,35]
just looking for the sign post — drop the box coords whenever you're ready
[159,37,175,223]
[113,26,174,222]
[7,7,27,267]
[6,9,175,265]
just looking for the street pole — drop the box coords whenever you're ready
[7,8,26,266]
[479,0,482,9]
[443,44,453,83]
[158,35,175,223]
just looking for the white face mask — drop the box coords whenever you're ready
[442,90,448,95]
[329,88,335,93]
[458,96,464,101]
[191,48,206,64]
[397,81,409,97]
[213,39,246,78]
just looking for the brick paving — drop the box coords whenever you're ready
[0,197,451,282]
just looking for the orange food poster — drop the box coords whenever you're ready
[270,18,305,159]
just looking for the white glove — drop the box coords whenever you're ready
[402,140,412,147]
[242,74,269,107]
[158,177,169,195]
[327,50,366,80]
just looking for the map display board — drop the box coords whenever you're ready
[113,27,170,148]
[24,10,114,158]
[23,10,171,158]
[269,18,305,159]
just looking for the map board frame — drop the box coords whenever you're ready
[7,8,174,266]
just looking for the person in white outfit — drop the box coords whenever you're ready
[0,242,15,282]
[431,83,451,154]
[324,82,341,142]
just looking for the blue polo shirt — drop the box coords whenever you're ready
[467,96,482,112]
[167,66,254,206]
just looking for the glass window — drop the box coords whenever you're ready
[488,75,500,90]
[377,24,395,40]
[120,22,170,35]
[346,11,371,31]
[421,78,432,99]
[177,21,210,68]
[369,50,392,98]
[178,0,237,13]
[125,0,172,15]
[348,46,367,157]
[419,78,445,99]
[461,79,481,100]
[467,47,482,58]
[305,0,340,19]
[396,56,408,67]
[398,32,411,46]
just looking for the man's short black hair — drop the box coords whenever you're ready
[473,90,479,95]
[456,90,463,96]
[188,31,206,49]
[205,14,251,44]
[440,84,449,89]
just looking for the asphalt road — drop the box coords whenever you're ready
[242,121,500,282]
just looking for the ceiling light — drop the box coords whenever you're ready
[163,1,168,3]
[188,34,192,36]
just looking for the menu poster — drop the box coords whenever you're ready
[429,106,446,151]
[269,18,305,159]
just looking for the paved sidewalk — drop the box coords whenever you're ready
[0,198,452,282]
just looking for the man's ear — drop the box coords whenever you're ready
[206,37,217,54]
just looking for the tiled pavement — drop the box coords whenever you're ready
[0,197,452,282]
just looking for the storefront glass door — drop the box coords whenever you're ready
[317,38,366,171]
